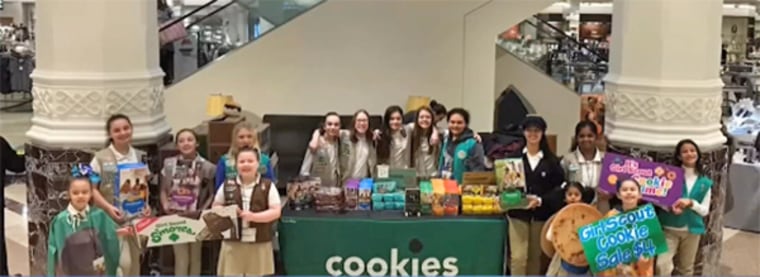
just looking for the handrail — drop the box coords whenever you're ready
[186,0,239,29]
[530,15,608,62]
[159,0,219,31]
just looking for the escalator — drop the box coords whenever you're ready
[160,0,325,84]
[494,15,610,150]
[497,15,608,95]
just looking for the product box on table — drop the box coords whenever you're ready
[134,205,239,247]
[344,179,360,210]
[443,179,460,215]
[315,186,344,212]
[404,184,421,217]
[419,180,433,215]
[286,176,320,210]
[371,178,404,211]
[388,168,417,190]
[115,163,150,219]
[358,179,373,210]
[494,158,529,210]
[431,179,446,216]
[461,172,501,215]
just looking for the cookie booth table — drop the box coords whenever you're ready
[277,210,507,276]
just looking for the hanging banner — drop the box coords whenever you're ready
[578,204,668,273]
[598,153,684,208]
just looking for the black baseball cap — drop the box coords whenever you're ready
[521,115,547,131]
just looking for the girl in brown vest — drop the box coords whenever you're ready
[160,129,216,276]
[213,147,281,275]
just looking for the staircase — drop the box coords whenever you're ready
[495,15,609,150]
[163,0,557,132]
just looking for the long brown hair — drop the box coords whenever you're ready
[350,109,373,144]
[410,106,436,167]
[377,106,405,164]
[105,113,132,146]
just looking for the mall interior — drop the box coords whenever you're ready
[0,0,759,276]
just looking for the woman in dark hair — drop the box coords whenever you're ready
[560,121,608,212]
[655,139,713,276]
[410,107,440,177]
[506,115,565,276]
[341,109,376,180]
[376,106,410,168]
[302,112,342,187]
[88,113,147,276]
[429,100,447,126]
[438,108,485,183]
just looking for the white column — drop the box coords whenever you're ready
[27,0,170,147]
[604,0,725,151]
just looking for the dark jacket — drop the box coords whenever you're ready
[0,136,24,275]
[506,151,565,221]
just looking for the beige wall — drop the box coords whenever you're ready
[165,0,554,131]
[494,47,579,153]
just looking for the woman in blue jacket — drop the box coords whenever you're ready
[438,108,485,183]
[655,139,713,276]
[214,122,275,189]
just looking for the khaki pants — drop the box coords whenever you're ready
[655,229,701,276]
[173,242,202,276]
[508,217,545,275]
[117,236,141,276]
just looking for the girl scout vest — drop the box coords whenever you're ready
[439,138,476,184]
[658,176,713,234]
[93,148,147,205]
[221,178,274,243]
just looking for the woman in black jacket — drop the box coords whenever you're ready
[0,136,24,275]
[506,115,564,276]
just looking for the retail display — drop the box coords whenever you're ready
[314,187,344,212]
[286,176,320,210]
[358,179,372,210]
[419,180,433,215]
[404,186,421,217]
[344,179,359,210]
[442,180,460,216]
[461,172,500,215]
[372,179,404,211]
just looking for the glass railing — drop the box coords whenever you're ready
[162,0,325,84]
[496,16,608,95]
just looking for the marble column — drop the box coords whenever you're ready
[25,0,171,275]
[604,0,726,275]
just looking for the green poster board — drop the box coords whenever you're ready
[279,213,506,276]
[578,204,668,273]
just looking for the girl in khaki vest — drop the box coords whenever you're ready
[560,121,608,213]
[89,114,149,276]
[213,147,281,276]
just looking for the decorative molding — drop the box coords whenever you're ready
[604,78,726,150]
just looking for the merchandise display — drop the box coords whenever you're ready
[404,186,421,217]
[358,179,372,210]
[461,172,500,215]
[344,179,359,210]
[419,180,434,215]
[286,176,320,210]
[314,187,344,212]
[115,163,150,220]
[372,179,404,211]
[431,179,446,216]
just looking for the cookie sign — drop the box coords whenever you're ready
[598,153,684,208]
[578,204,668,273]
[134,205,239,247]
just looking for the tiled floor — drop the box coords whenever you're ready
[2,110,760,275]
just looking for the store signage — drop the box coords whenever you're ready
[134,205,238,247]
[279,216,505,276]
[599,153,684,208]
[578,204,668,273]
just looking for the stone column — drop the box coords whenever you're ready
[604,0,726,275]
[25,0,171,274]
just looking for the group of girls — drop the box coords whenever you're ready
[48,114,281,276]
[299,103,486,186]
[518,118,714,276]
[45,107,714,277]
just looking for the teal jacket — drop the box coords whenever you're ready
[438,129,485,184]
[47,207,120,276]
[658,176,713,234]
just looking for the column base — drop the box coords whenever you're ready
[607,143,728,275]
[25,136,170,275]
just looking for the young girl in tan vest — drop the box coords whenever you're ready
[213,147,281,275]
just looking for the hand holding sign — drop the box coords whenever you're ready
[599,153,685,208]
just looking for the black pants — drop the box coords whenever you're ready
[160,48,174,86]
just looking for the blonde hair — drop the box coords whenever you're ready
[228,121,260,159]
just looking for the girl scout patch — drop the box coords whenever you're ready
[457,150,467,159]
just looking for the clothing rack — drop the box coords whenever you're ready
[0,43,34,112]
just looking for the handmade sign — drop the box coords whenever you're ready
[578,204,668,273]
[599,153,684,208]
[134,205,238,247]
[549,203,604,266]
[115,163,150,219]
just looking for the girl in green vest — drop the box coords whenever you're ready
[655,139,713,276]
[438,108,485,184]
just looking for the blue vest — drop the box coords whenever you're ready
[438,137,476,184]
[658,176,713,234]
